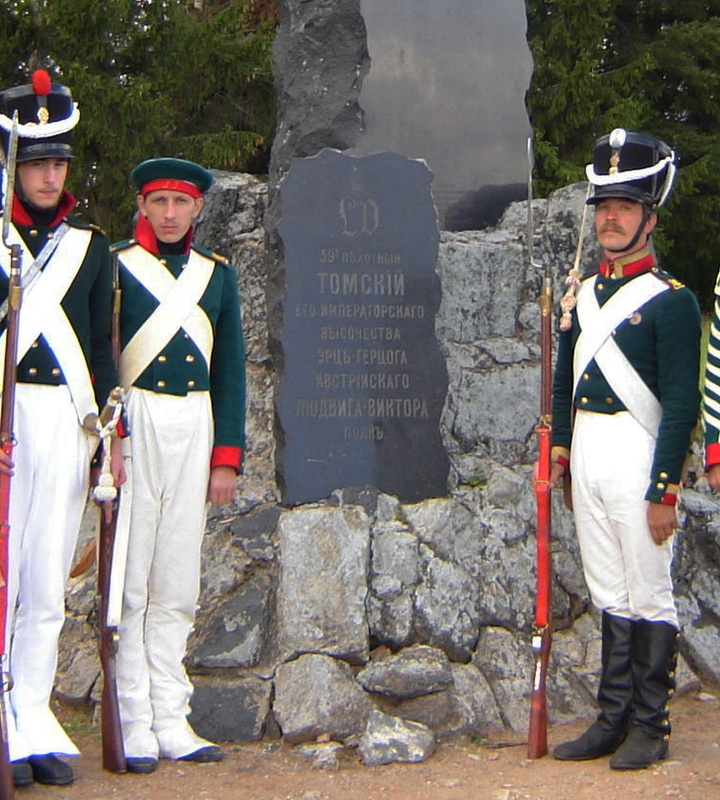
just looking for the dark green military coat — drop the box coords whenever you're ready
[0,209,116,408]
[112,240,246,468]
[552,248,701,504]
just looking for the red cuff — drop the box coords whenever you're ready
[659,483,680,506]
[551,446,570,476]
[706,442,720,469]
[211,445,243,473]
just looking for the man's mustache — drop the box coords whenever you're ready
[600,224,624,234]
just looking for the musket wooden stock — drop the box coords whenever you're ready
[527,276,554,760]
[96,255,126,773]
[98,503,126,773]
[527,621,551,758]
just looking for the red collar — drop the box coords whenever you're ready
[134,213,194,256]
[599,246,656,279]
[12,191,76,227]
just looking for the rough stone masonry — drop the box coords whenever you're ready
[57,174,720,764]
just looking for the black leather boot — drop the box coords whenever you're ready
[554,612,634,761]
[27,754,74,785]
[178,745,224,763]
[11,759,33,787]
[610,619,678,770]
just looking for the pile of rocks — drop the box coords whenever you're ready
[57,174,717,768]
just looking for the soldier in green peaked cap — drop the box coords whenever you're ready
[130,157,214,195]
[111,158,246,774]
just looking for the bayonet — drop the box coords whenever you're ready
[1,112,19,251]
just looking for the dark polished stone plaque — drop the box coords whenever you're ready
[276,149,449,505]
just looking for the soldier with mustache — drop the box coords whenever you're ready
[547,130,701,770]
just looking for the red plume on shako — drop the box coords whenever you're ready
[32,69,52,124]
[32,69,52,97]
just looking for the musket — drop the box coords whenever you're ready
[526,137,553,760]
[0,111,21,800]
[97,472,127,772]
[86,251,126,773]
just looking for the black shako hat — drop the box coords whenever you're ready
[0,70,79,163]
[586,128,676,209]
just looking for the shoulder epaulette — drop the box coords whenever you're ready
[110,239,136,254]
[650,266,685,291]
[194,243,231,267]
[64,216,106,237]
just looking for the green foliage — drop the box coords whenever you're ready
[0,0,276,239]
[527,1,720,308]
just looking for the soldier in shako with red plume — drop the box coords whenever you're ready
[0,71,120,787]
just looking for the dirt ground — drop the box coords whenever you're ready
[23,691,720,800]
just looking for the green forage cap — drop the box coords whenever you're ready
[131,158,214,195]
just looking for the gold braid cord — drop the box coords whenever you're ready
[559,185,593,331]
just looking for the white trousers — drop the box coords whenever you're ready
[116,388,214,759]
[4,384,91,760]
[571,410,678,628]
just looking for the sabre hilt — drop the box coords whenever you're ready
[82,387,124,435]
[83,387,124,504]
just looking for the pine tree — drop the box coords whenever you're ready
[0,0,276,239]
[527,0,720,306]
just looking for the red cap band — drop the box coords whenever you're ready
[140,178,203,198]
